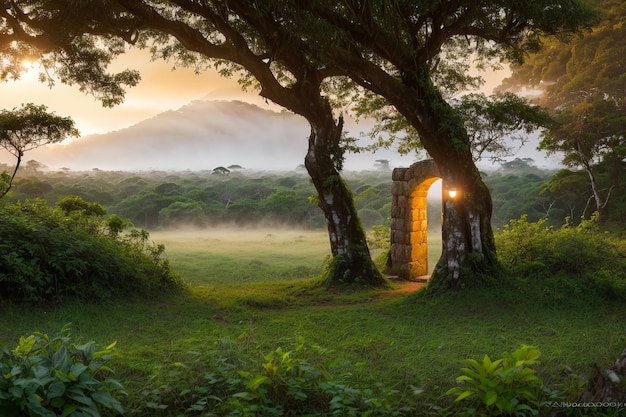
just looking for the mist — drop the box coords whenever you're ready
[6,99,418,172]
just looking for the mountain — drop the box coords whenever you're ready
[19,100,312,171]
[2,98,561,173]
[7,99,421,172]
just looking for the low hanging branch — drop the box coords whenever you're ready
[0,103,79,199]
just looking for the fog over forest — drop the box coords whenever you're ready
[1,99,560,172]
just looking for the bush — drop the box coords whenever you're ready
[128,337,419,416]
[447,345,542,417]
[0,324,125,416]
[0,198,185,304]
[496,215,626,302]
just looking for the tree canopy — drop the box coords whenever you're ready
[499,0,625,221]
[0,103,78,198]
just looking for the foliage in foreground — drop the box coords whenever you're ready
[0,198,185,304]
[0,324,125,417]
[447,345,542,417]
[125,336,420,417]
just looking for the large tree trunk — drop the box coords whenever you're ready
[304,106,387,287]
[394,74,499,292]
[431,151,498,291]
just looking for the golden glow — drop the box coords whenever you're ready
[20,58,40,72]
[448,188,457,198]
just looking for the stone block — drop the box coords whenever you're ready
[391,230,406,244]
[391,243,407,261]
[391,181,406,195]
[390,217,404,230]
[410,243,428,259]
[408,261,428,278]
[392,168,408,181]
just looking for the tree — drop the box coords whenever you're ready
[212,166,231,176]
[540,169,592,221]
[539,101,619,220]
[128,0,597,288]
[499,0,625,221]
[0,1,596,290]
[0,0,386,286]
[260,0,596,289]
[0,103,78,199]
[455,93,552,163]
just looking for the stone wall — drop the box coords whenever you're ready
[389,159,440,280]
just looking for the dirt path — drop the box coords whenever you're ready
[377,277,429,298]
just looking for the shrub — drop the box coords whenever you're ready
[0,198,185,304]
[128,337,418,416]
[367,224,391,250]
[447,345,542,417]
[496,215,626,302]
[0,324,125,416]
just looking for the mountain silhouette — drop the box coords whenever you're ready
[21,100,311,171]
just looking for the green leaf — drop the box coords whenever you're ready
[61,403,77,417]
[102,378,125,391]
[92,390,125,413]
[485,390,498,406]
[232,391,255,400]
[75,342,96,363]
[464,358,481,371]
[31,364,50,379]
[486,358,503,374]
[13,335,36,356]
[47,379,66,398]
[146,401,168,409]
[53,369,76,382]
[453,390,474,402]
[25,393,56,417]
[69,362,89,379]
[51,346,68,370]
[66,386,95,406]
[8,386,23,398]
[6,365,22,378]
[245,375,268,391]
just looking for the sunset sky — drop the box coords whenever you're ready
[1,49,271,136]
[2,49,508,137]
[1,50,557,170]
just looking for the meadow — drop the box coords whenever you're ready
[1,228,624,415]
[150,228,442,285]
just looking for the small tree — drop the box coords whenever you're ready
[0,103,78,199]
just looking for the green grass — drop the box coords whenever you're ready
[150,228,331,285]
[1,228,624,415]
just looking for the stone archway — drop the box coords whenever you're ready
[389,159,443,280]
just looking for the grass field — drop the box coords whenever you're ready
[1,228,624,415]
[150,228,331,286]
[151,228,442,285]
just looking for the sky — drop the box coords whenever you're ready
[0,48,560,170]
[2,49,515,136]
[1,50,274,136]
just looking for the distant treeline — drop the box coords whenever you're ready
[3,166,397,230]
[3,158,625,231]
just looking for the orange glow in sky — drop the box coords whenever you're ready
[1,49,508,138]
[1,50,267,136]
